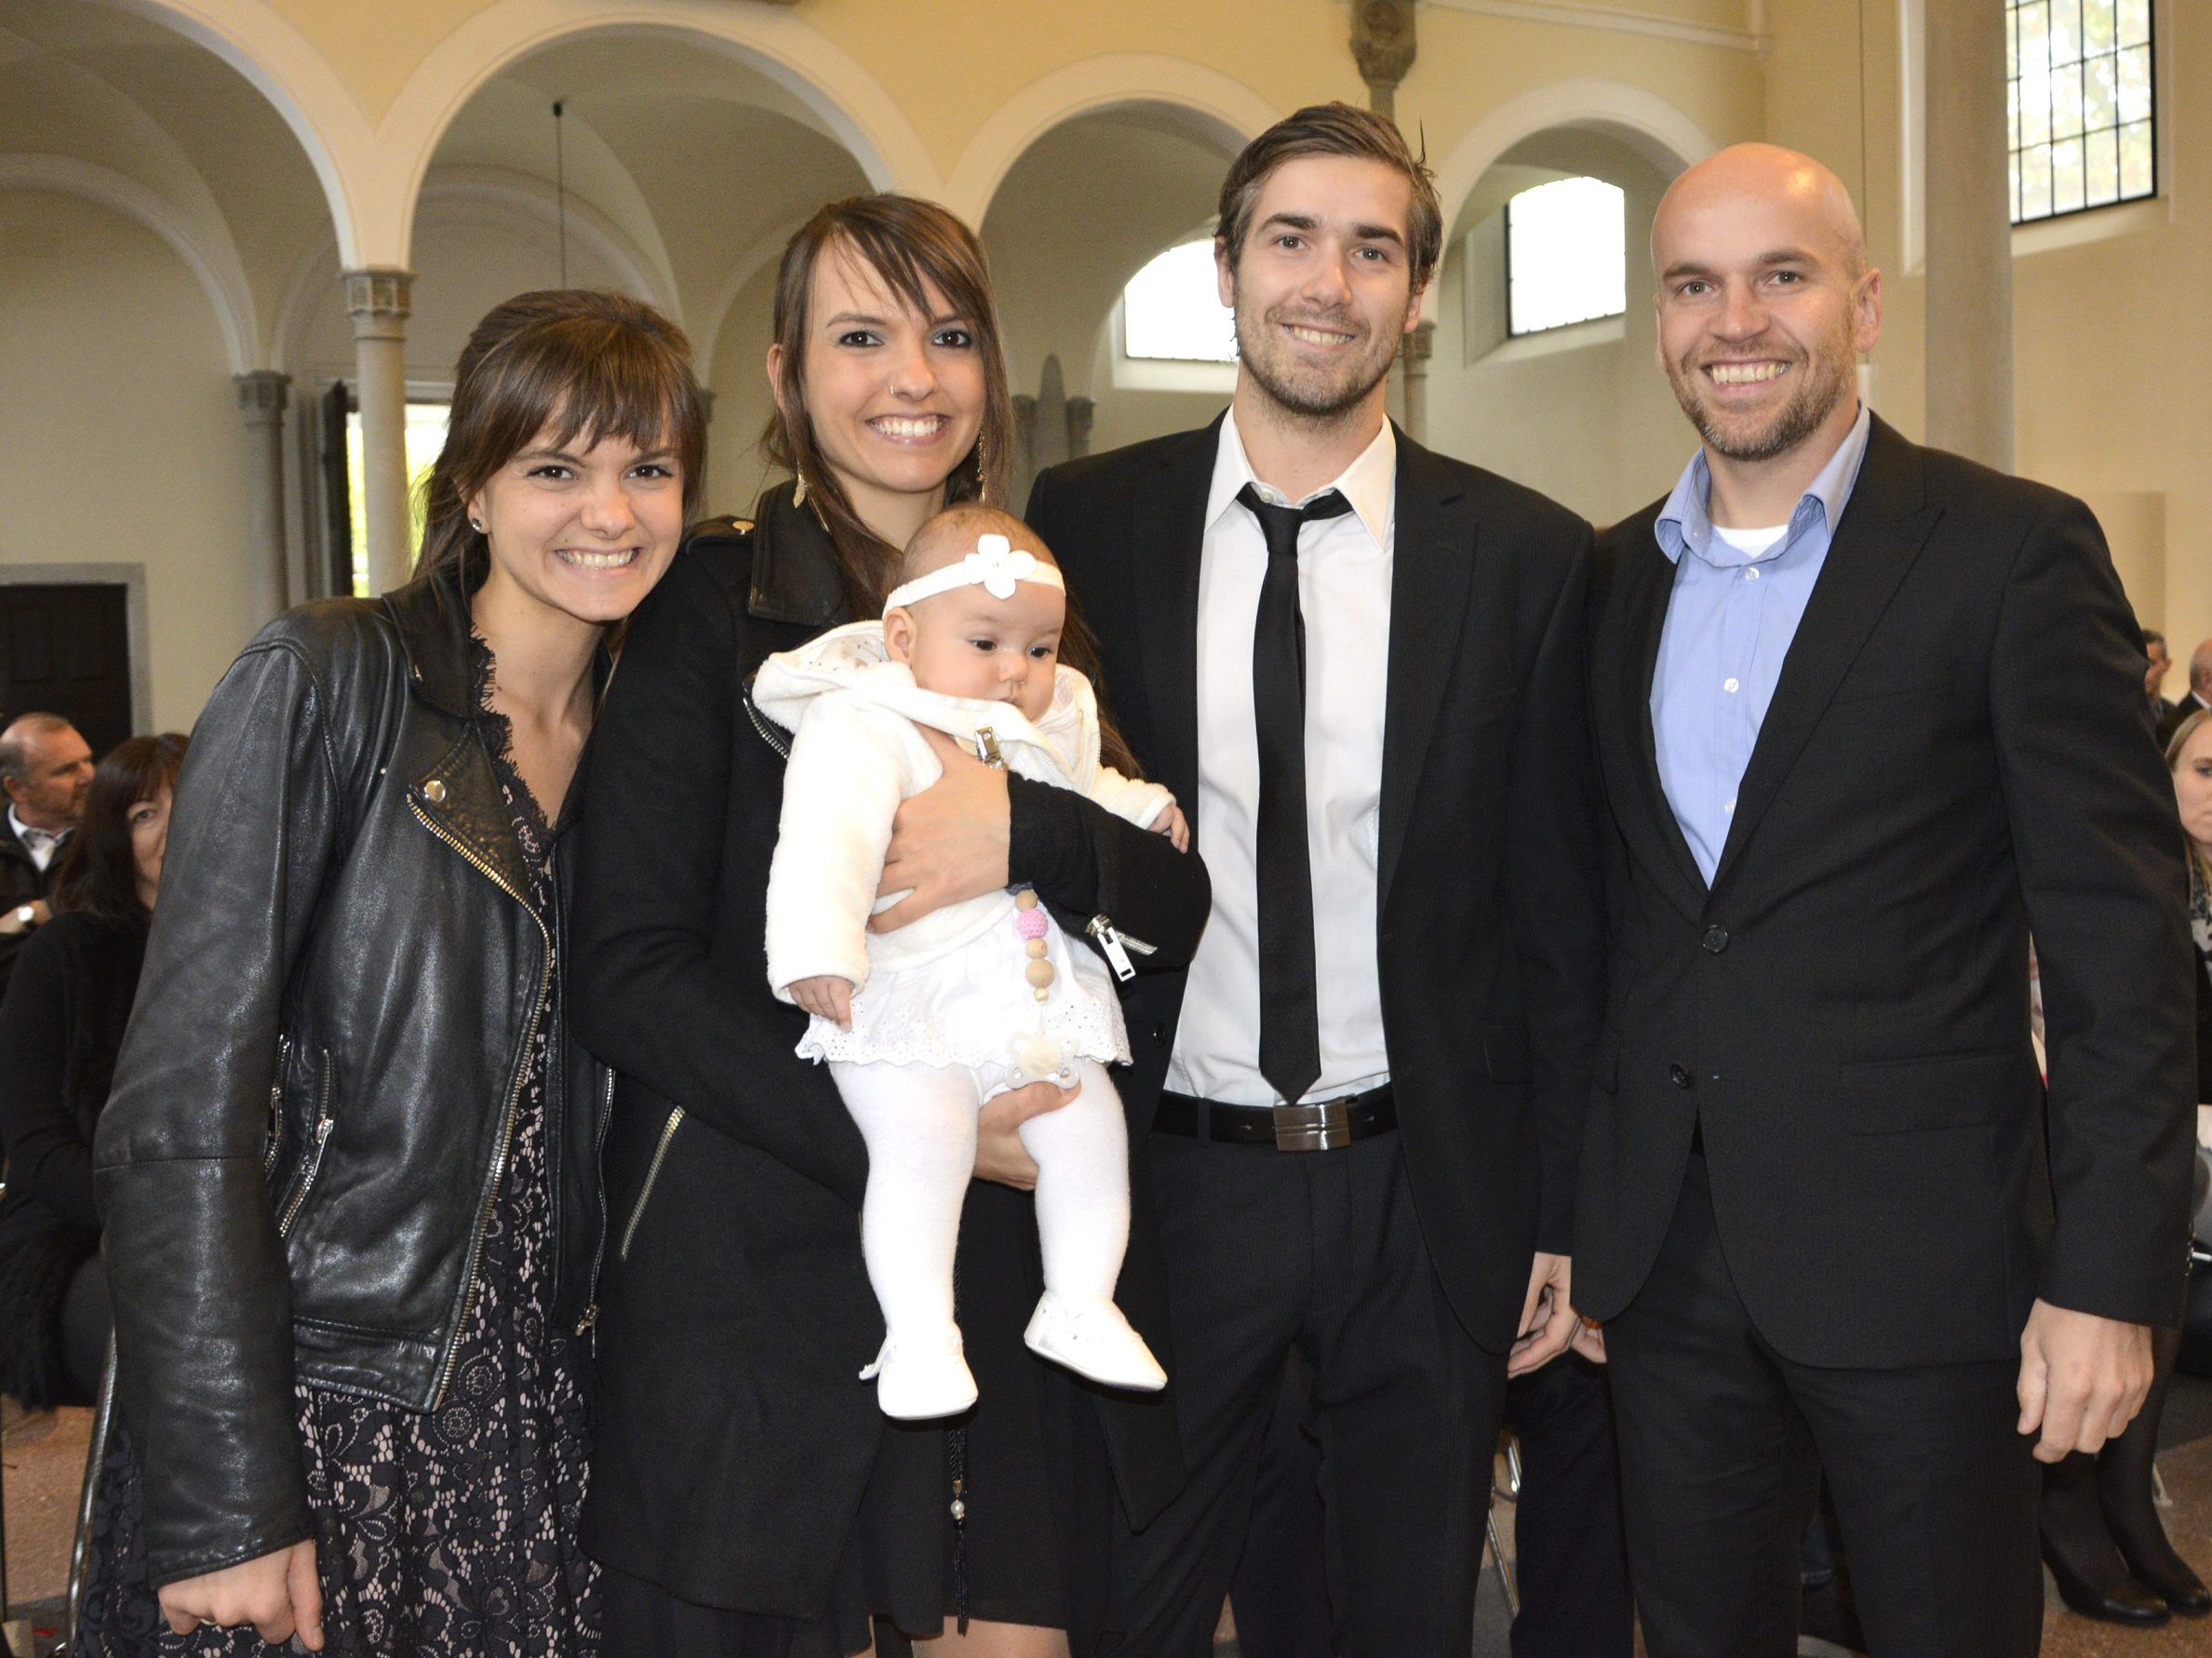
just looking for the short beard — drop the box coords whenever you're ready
[1670,340,1855,464]
[1232,287,1406,425]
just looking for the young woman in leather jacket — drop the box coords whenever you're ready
[82,288,705,1655]
[570,196,1209,1658]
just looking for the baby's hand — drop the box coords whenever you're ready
[787,975,855,1030]
[1156,803,1191,852]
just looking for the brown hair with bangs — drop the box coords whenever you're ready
[1216,101,1443,293]
[51,732,189,928]
[764,195,1014,621]
[416,289,706,586]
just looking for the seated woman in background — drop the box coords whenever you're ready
[0,732,186,1411]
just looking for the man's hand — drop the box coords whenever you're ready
[158,1540,323,1650]
[972,1076,1079,1190]
[1508,1252,1579,1377]
[0,898,49,937]
[2017,1299,2154,1462]
[1156,804,1191,852]
[872,728,1011,933]
[786,975,855,1030]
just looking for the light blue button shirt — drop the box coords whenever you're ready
[1650,402,1873,884]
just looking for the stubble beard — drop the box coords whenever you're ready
[1233,285,1407,427]
[1669,330,1857,465]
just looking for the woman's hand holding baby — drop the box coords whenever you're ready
[788,975,855,1030]
[872,728,1011,930]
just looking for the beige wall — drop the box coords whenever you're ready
[0,193,255,729]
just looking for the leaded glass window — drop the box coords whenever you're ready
[2007,0,2155,223]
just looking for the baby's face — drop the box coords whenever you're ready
[889,579,1066,721]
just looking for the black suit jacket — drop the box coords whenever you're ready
[0,816,60,1001]
[1577,415,2198,1368]
[1028,418,1607,1353]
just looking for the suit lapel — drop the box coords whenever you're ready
[1613,523,1710,918]
[1709,417,1941,894]
[1126,420,1218,821]
[1377,433,1478,907]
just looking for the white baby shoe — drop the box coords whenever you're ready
[860,1327,978,1420]
[1023,1292,1168,1392]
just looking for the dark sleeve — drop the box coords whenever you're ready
[569,548,867,1206]
[0,924,97,1230]
[93,640,336,1584]
[1991,496,2198,1326]
[1008,778,1210,972]
[1505,521,1608,1256]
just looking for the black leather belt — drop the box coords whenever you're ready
[1153,1084,1397,1151]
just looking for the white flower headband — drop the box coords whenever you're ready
[882,532,1066,616]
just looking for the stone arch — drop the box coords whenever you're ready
[369,0,940,269]
[947,55,1278,228]
[96,0,369,265]
[0,154,256,372]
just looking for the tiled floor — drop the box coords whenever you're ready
[10,1390,2212,1657]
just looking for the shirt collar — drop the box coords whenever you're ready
[8,804,62,849]
[1656,399,1873,569]
[1207,405,1396,552]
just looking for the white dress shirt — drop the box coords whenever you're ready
[1167,408,1396,1106]
[8,804,64,872]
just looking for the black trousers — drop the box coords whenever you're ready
[1103,1130,1502,1656]
[1605,1152,2042,1658]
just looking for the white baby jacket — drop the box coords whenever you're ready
[757,620,1175,1001]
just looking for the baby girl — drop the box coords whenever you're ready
[757,501,1184,1419]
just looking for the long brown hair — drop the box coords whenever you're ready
[416,289,707,587]
[763,196,1014,621]
[52,732,188,928]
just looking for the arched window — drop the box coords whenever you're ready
[1506,176,1627,338]
[2006,0,2155,223]
[1123,239,1236,364]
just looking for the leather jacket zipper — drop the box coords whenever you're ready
[276,1051,335,1238]
[409,796,553,1409]
[577,1064,616,1338]
[261,1035,295,1175]
[744,682,791,760]
[617,1105,687,1262]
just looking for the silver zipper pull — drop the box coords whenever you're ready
[1086,915,1154,982]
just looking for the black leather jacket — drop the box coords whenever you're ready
[94,567,610,1585]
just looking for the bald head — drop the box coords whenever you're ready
[1653,144,1869,283]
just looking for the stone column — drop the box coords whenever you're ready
[234,370,292,624]
[343,268,415,593]
[1397,321,1435,447]
[1923,1,2013,470]
[1350,0,1417,121]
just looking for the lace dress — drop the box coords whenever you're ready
[78,647,599,1657]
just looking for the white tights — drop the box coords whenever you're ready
[831,1058,1130,1341]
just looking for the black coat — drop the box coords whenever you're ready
[1577,415,2199,1365]
[569,488,1210,1622]
[1026,419,1609,1352]
[95,568,611,1585]
[0,814,60,1001]
[0,910,142,1407]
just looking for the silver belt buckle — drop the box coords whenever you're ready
[1272,1098,1352,1152]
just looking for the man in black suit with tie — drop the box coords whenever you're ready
[1575,144,2198,1656]
[1028,103,1605,1653]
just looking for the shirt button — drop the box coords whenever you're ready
[1724,797,1737,815]
[1723,677,1740,694]
[1745,567,1762,582]
[1669,1063,1696,1090]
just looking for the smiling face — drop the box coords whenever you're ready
[2176,721,2212,862]
[886,577,1066,723]
[1217,154,1421,425]
[1652,145,1880,466]
[464,423,686,632]
[771,241,987,541]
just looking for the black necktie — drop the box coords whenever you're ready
[1238,482,1353,1106]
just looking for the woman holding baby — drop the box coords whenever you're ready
[570,195,1206,1657]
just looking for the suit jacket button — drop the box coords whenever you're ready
[1151,1024,1169,1049]
[1702,925,1730,954]
[1669,1063,1695,1090]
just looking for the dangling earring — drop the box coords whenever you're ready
[973,435,989,506]
[792,466,808,509]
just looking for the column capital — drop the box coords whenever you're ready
[234,368,292,425]
[1351,0,1417,117]
[342,267,414,342]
